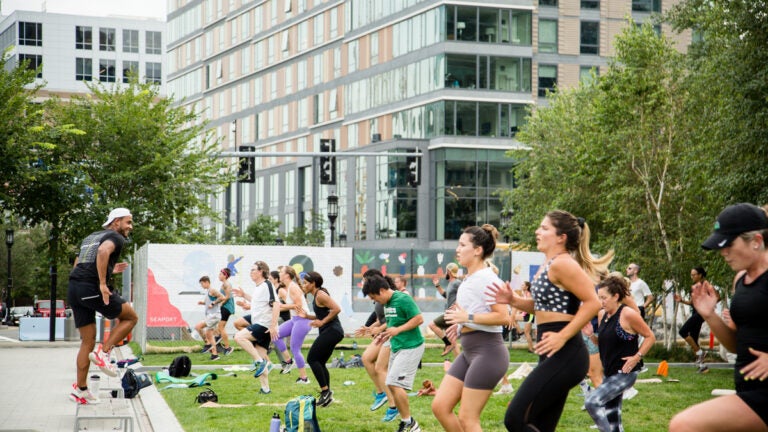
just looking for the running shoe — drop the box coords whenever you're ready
[70,384,100,405]
[222,346,234,356]
[382,407,398,422]
[622,387,639,400]
[397,419,421,432]
[296,377,311,384]
[696,351,706,366]
[260,388,272,394]
[318,390,334,407]
[201,344,212,353]
[266,362,276,374]
[370,391,388,411]
[210,354,220,361]
[88,344,118,377]
[493,384,514,395]
[252,360,267,377]
[697,365,710,374]
[281,358,295,374]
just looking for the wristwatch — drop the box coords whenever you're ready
[468,313,474,323]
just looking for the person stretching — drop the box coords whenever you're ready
[272,265,311,384]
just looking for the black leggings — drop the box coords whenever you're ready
[306,325,344,389]
[504,321,589,432]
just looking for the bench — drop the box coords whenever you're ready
[74,398,134,432]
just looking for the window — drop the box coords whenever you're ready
[99,28,115,51]
[146,62,162,84]
[76,26,92,49]
[122,60,138,83]
[19,22,42,46]
[632,0,661,12]
[19,54,42,78]
[538,19,557,53]
[99,59,116,82]
[539,0,557,6]
[123,29,138,53]
[76,58,92,81]
[314,14,324,46]
[580,21,599,54]
[146,31,162,54]
[581,0,599,9]
[538,65,557,97]
[580,66,598,85]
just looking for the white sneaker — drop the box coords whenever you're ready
[88,344,118,377]
[70,384,100,404]
[623,387,639,400]
[493,384,514,395]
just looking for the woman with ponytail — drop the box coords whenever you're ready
[487,210,611,432]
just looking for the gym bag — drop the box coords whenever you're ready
[284,395,321,432]
[169,355,191,377]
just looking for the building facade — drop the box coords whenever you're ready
[0,10,166,98]
[165,0,687,248]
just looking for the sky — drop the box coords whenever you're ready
[2,0,166,20]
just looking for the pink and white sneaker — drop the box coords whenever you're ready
[88,344,118,377]
[70,383,100,404]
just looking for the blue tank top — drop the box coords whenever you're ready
[531,256,580,315]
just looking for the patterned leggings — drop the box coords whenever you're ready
[584,371,638,432]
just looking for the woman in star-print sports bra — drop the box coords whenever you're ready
[487,210,613,432]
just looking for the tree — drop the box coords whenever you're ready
[240,215,282,244]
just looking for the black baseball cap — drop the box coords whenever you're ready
[702,203,768,250]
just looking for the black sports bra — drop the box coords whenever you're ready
[531,256,581,315]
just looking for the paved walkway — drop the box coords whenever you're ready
[0,341,182,432]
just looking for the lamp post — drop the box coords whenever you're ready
[5,229,14,320]
[327,194,339,247]
[500,209,512,243]
[338,233,347,248]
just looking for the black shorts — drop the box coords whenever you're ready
[247,323,271,349]
[221,308,233,322]
[67,279,126,328]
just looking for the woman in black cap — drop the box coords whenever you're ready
[670,203,768,432]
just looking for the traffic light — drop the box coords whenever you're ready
[238,145,255,183]
[319,138,336,185]
[406,153,420,186]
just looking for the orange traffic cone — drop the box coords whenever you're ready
[656,360,669,377]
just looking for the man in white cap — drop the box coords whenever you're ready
[67,208,138,404]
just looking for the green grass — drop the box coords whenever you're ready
[143,339,734,432]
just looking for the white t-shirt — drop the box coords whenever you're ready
[250,280,274,327]
[455,266,503,333]
[630,279,652,307]
[284,283,309,317]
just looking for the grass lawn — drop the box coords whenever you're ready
[141,339,734,432]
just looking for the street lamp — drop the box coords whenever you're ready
[338,232,347,247]
[5,229,14,320]
[327,194,339,247]
[500,209,512,243]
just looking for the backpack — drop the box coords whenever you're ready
[169,355,191,377]
[114,369,152,398]
[284,395,321,432]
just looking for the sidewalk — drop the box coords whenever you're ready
[0,341,183,432]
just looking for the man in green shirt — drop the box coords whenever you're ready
[363,275,424,432]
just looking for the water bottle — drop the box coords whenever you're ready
[270,412,281,432]
[89,375,101,397]
[352,341,358,350]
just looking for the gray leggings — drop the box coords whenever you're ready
[584,371,638,432]
[447,331,509,389]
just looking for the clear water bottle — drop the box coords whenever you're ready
[352,341,358,350]
[270,412,281,432]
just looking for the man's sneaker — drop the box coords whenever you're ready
[201,344,212,353]
[70,384,100,405]
[260,388,272,394]
[382,407,398,422]
[88,344,118,377]
[318,390,334,407]
[696,351,706,365]
[697,365,710,374]
[441,344,454,357]
[210,354,220,361]
[281,359,295,374]
[296,377,310,384]
[623,387,639,400]
[252,360,267,377]
[397,419,421,432]
[222,346,234,356]
[493,384,514,395]
[370,391,388,411]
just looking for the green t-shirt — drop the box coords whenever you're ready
[384,291,424,352]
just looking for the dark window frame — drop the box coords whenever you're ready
[18,22,42,47]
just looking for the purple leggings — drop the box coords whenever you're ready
[274,316,311,368]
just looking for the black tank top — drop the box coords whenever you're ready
[598,305,641,377]
[730,270,768,391]
[313,288,342,333]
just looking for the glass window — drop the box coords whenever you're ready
[99,28,115,51]
[632,0,661,12]
[580,66,598,85]
[455,6,477,41]
[445,54,476,89]
[146,62,162,84]
[18,22,42,46]
[76,26,92,49]
[99,59,116,82]
[539,0,557,6]
[76,57,92,81]
[456,101,477,136]
[539,19,557,53]
[123,29,138,53]
[478,9,498,43]
[580,21,599,54]
[314,14,324,46]
[581,0,599,9]
[478,102,498,137]
[123,60,138,83]
[18,54,42,78]
[146,31,162,54]
[509,10,532,45]
[538,64,557,97]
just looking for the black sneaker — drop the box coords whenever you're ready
[318,390,334,407]
[201,344,212,353]
[210,354,220,361]
[397,419,421,432]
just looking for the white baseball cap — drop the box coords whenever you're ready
[102,208,132,228]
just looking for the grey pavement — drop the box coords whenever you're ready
[0,340,183,432]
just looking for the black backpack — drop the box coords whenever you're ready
[114,369,152,398]
[169,355,191,377]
